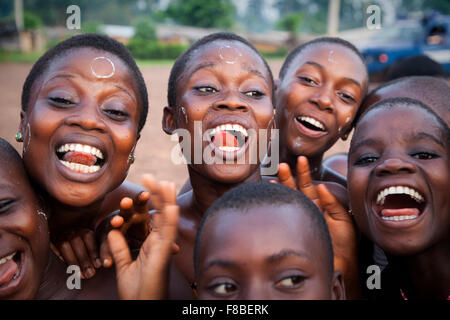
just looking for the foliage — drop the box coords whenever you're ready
[23,11,42,30]
[127,38,187,60]
[276,12,303,35]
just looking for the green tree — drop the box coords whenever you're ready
[133,17,157,42]
[23,11,42,30]
[165,0,236,29]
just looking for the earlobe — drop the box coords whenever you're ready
[331,270,346,300]
[162,106,176,135]
[341,127,352,141]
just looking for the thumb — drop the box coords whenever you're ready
[317,184,349,221]
[107,230,132,273]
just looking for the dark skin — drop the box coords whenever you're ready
[18,47,148,278]
[162,40,275,288]
[348,106,450,299]
[274,43,367,187]
[0,157,117,300]
[196,205,345,300]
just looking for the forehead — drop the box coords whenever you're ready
[0,160,31,193]
[185,40,270,78]
[200,204,319,260]
[287,43,367,81]
[354,106,443,145]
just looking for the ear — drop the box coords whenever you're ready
[331,270,346,300]
[341,126,352,141]
[18,110,27,137]
[162,106,176,135]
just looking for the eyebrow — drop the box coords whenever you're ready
[189,62,216,77]
[114,85,136,103]
[350,138,378,154]
[303,61,362,89]
[201,259,238,273]
[266,249,310,264]
[408,131,445,148]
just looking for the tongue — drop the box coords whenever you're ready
[381,208,420,217]
[0,259,18,286]
[212,131,238,148]
[62,151,97,166]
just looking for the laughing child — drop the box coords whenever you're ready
[193,182,345,300]
[16,34,152,279]
[347,97,450,299]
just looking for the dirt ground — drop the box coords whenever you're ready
[0,61,350,191]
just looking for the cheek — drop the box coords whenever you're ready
[111,124,138,157]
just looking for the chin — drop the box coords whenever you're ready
[206,164,256,185]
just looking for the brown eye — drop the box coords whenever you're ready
[196,86,217,93]
[48,97,74,106]
[0,199,14,212]
[298,76,318,86]
[276,275,305,289]
[211,283,237,295]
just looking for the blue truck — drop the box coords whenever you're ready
[360,12,450,80]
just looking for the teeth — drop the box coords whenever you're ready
[209,123,248,139]
[381,215,419,221]
[0,252,16,265]
[59,160,101,174]
[218,146,240,152]
[299,116,325,131]
[376,185,424,205]
[57,143,104,159]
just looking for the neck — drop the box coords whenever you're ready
[388,238,450,299]
[279,146,324,180]
[188,166,262,217]
[46,194,104,232]
[35,249,73,300]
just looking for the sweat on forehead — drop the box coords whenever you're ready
[167,32,274,108]
[279,37,367,80]
[21,33,149,132]
[193,182,334,277]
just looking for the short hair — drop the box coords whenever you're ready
[0,138,22,164]
[21,33,149,132]
[279,37,367,80]
[352,97,450,153]
[193,181,334,278]
[167,32,275,108]
[357,76,450,125]
[384,55,445,81]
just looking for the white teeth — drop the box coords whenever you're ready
[0,252,16,265]
[209,123,248,139]
[299,116,325,131]
[381,215,418,221]
[218,146,240,152]
[57,143,104,160]
[59,160,101,174]
[376,185,424,205]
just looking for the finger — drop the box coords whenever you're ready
[100,240,113,268]
[58,241,79,268]
[297,156,321,210]
[108,230,132,273]
[82,231,102,269]
[277,163,297,190]
[110,215,124,228]
[317,184,348,220]
[143,174,163,209]
[119,197,134,220]
[269,179,278,184]
[134,191,150,214]
[70,237,96,279]
[159,181,177,206]
[172,242,180,255]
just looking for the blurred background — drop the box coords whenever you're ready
[0,0,449,189]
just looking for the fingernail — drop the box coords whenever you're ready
[103,258,111,267]
[95,258,101,268]
[85,267,95,278]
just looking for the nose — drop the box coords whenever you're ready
[213,91,249,112]
[65,101,107,132]
[375,157,416,177]
[241,282,269,300]
[310,86,334,113]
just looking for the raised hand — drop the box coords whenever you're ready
[108,174,179,300]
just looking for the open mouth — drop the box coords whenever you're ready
[374,185,426,222]
[296,116,326,132]
[208,124,249,153]
[0,251,23,289]
[55,143,105,174]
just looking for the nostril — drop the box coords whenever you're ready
[217,105,228,110]
[237,106,248,110]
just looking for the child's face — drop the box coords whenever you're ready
[196,205,343,300]
[348,106,450,255]
[20,48,140,206]
[276,43,367,158]
[0,162,49,299]
[167,40,274,183]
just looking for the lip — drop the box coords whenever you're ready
[0,251,26,297]
[293,113,328,139]
[53,134,108,183]
[369,182,429,229]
